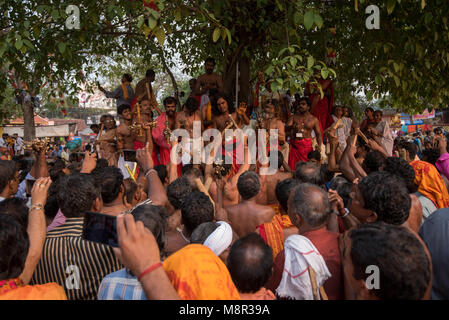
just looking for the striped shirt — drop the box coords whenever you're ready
[31,217,122,300]
[97,268,147,300]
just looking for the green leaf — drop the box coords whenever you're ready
[387,0,396,15]
[51,9,59,20]
[393,62,399,72]
[293,12,302,25]
[174,8,181,21]
[58,42,66,54]
[393,75,400,87]
[137,16,144,29]
[154,27,165,45]
[321,69,329,79]
[226,29,232,45]
[212,27,220,42]
[375,75,382,85]
[23,39,33,49]
[314,13,323,29]
[421,0,426,9]
[15,39,23,50]
[148,17,157,29]
[304,10,314,30]
[425,60,431,69]
[307,56,314,69]
[290,57,297,67]
[424,13,432,25]
[24,21,30,29]
[143,26,152,37]
[276,78,283,85]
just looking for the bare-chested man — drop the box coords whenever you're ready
[212,94,249,132]
[117,104,136,151]
[286,96,322,171]
[265,151,292,205]
[152,97,177,166]
[227,171,275,237]
[259,99,285,151]
[96,114,118,166]
[195,57,223,98]
[133,99,155,150]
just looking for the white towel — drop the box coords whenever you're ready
[203,221,233,256]
[276,234,331,300]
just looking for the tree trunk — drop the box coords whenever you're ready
[238,55,250,104]
[22,100,35,141]
[158,48,179,108]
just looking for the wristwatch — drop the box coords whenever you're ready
[337,208,350,218]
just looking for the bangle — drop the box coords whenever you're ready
[137,261,163,281]
[145,168,156,178]
[29,204,44,213]
[338,208,350,218]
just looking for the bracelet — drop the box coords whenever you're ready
[144,168,156,178]
[338,208,350,218]
[137,261,163,281]
[29,204,44,213]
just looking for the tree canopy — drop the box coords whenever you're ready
[0,0,447,138]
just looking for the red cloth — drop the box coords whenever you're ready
[266,227,344,300]
[307,80,334,135]
[133,140,144,150]
[222,137,243,174]
[288,138,313,171]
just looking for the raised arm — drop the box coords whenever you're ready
[20,177,52,284]
[137,142,168,206]
[314,118,323,147]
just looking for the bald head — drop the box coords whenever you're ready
[288,183,330,228]
[294,162,323,185]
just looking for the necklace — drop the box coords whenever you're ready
[177,226,190,243]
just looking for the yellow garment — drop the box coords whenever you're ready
[163,244,240,300]
[206,102,212,121]
[121,81,130,101]
[0,282,67,300]
[411,160,449,209]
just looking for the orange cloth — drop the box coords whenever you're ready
[163,244,241,300]
[121,81,131,101]
[206,102,212,122]
[258,205,295,260]
[0,282,67,300]
[239,287,276,300]
[411,160,449,209]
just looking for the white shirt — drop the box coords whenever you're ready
[0,138,7,148]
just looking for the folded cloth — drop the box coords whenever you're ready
[276,234,331,300]
[203,221,233,256]
[288,138,313,171]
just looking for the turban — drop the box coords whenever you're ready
[203,221,233,256]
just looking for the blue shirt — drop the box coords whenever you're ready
[97,268,147,300]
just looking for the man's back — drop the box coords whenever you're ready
[227,202,275,238]
[31,217,122,300]
[266,171,292,204]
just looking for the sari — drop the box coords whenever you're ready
[163,244,240,300]
[0,278,66,300]
[411,160,449,209]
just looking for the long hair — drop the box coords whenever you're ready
[211,93,235,116]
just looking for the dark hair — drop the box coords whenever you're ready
[298,96,311,107]
[363,151,385,173]
[49,159,67,183]
[163,96,177,106]
[190,222,219,244]
[383,157,417,193]
[95,158,109,170]
[365,107,374,114]
[268,151,284,169]
[57,173,101,218]
[0,197,28,231]
[329,176,353,207]
[123,178,138,204]
[132,204,167,256]
[307,150,321,162]
[167,177,192,210]
[146,69,155,78]
[123,73,133,82]
[90,124,99,130]
[85,144,92,152]
[227,233,273,293]
[44,179,60,221]
[358,172,411,225]
[205,57,216,65]
[181,165,204,188]
[0,215,29,280]
[433,127,442,134]
[294,162,323,185]
[237,171,260,200]
[211,93,235,116]
[289,183,330,228]
[117,104,131,115]
[275,179,298,213]
[403,142,417,160]
[421,149,440,167]
[350,222,430,300]
[180,191,214,234]
[93,167,124,204]
[0,160,17,192]
[154,164,168,184]
[185,97,198,112]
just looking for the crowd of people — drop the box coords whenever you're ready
[1,57,449,301]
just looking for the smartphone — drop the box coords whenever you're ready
[123,149,137,162]
[82,211,118,247]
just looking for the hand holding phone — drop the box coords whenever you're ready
[82,211,118,247]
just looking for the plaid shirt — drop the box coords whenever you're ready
[97,268,146,300]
